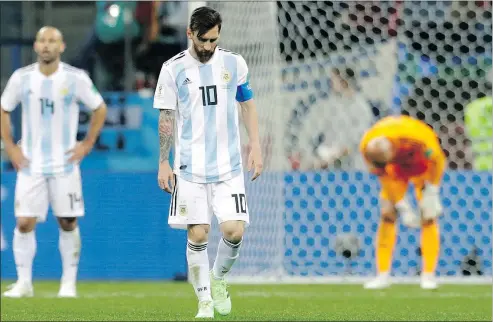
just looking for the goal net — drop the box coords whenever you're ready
[199,1,492,283]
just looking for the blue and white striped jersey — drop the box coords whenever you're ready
[154,48,252,183]
[0,62,104,175]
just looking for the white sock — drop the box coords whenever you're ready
[59,227,81,285]
[186,240,211,301]
[212,237,242,279]
[13,228,36,284]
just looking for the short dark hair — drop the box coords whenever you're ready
[189,6,222,37]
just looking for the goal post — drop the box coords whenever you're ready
[191,1,492,284]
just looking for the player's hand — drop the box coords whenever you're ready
[395,198,420,228]
[248,143,263,181]
[66,140,93,163]
[5,144,29,171]
[420,183,443,220]
[158,161,174,193]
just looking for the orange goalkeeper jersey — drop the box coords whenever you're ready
[360,116,446,183]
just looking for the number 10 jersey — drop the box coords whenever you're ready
[154,48,252,184]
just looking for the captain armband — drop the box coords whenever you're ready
[236,82,254,102]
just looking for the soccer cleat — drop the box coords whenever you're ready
[195,300,214,319]
[3,281,34,298]
[210,271,232,315]
[57,282,77,298]
[364,274,391,289]
[420,273,438,290]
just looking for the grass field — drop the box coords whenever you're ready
[1,281,491,321]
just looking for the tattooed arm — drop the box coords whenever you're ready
[157,109,175,193]
[159,109,175,163]
[154,63,177,192]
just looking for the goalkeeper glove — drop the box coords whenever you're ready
[396,198,420,228]
[420,184,443,220]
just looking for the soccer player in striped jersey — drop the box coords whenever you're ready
[154,7,263,319]
[0,27,107,298]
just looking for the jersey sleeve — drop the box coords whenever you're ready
[236,55,254,102]
[0,71,22,112]
[154,65,177,110]
[237,55,249,86]
[76,72,104,110]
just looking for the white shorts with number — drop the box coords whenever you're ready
[168,173,249,230]
[15,166,84,222]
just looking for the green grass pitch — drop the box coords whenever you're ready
[1,281,491,321]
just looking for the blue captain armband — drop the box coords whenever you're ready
[236,82,254,102]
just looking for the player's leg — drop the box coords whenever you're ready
[4,172,49,298]
[187,223,214,318]
[210,174,249,315]
[209,220,244,316]
[49,167,84,298]
[415,178,440,290]
[213,220,244,279]
[176,177,213,318]
[56,217,81,297]
[365,177,408,289]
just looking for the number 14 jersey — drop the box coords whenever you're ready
[0,62,103,175]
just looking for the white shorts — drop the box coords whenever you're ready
[15,166,85,222]
[168,173,250,230]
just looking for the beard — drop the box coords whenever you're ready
[40,57,56,64]
[194,43,215,63]
[39,52,57,64]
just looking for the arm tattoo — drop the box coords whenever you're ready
[159,109,175,162]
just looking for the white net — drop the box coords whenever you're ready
[199,1,492,282]
[203,1,285,278]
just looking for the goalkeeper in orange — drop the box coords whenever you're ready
[360,115,446,290]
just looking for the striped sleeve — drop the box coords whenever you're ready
[76,71,104,110]
[154,64,178,110]
[0,70,22,112]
